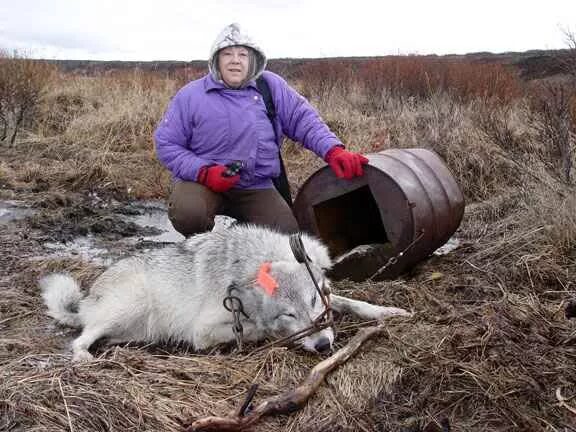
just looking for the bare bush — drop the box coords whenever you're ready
[475,105,517,151]
[0,49,55,145]
[530,82,576,183]
[559,27,576,80]
[295,60,356,101]
[522,29,576,183]
[357,57,523,107]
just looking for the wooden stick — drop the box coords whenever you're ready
[185,323,388,432]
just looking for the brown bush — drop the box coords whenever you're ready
[358,57,523,104]
[289,56,524,116]
[295,60,356,100]
[39,91,96,136]
[0,50,56,145]
[529,81,576,183]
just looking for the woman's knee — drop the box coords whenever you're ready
[169,200,214,236]
[168,183,218,236]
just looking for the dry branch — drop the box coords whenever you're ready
[185,323,389,432]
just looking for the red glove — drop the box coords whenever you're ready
[197,165,240,193]
[325,146,369,179]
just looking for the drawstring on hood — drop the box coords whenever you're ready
[208,23,267,87]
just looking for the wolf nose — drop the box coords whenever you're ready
[314,337,332,353]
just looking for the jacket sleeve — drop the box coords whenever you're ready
[153,89,211,181]
[267,72,342,159]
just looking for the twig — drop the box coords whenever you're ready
[237,384,258,417]
[185,323,389,431]
[58,377,74,432]
[0,311,34,325]
[556,387,576,416]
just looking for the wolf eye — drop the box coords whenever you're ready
[278,313,296,320]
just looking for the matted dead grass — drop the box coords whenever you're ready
[1,70,576,431]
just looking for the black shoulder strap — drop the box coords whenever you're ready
[256,76,292,208]
[256,76,276,121]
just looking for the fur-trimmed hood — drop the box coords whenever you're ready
[208,23,267,86]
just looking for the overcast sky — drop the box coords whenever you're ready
[0,0,574,61]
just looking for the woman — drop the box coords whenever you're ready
[154,23,368,236]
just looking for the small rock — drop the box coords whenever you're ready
[565,300,576,319]
[328,243,396,282]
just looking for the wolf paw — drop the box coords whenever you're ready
[72,350,94,362]
[361,305,413,321]
[376,306,413,319]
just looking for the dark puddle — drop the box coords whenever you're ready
[119,200,185,244]
[24,196,185,265]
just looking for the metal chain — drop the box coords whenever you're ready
[368,229,425,281]
[222,284,249,352]
[289,233,333,327]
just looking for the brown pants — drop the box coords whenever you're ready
[168,181,299,237]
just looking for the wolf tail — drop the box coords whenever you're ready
[39,273,84,328]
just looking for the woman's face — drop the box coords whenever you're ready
[218,46,250,88]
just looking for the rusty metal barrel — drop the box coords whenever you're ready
[293,148,465,280]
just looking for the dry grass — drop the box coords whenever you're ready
[1,61,576,431]
[9,71,177,199]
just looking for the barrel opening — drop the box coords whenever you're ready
[312,185,388,257]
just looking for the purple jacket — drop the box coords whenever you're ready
[153,71,342,189]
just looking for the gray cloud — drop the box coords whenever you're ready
[0,29,116,53]
[0,0,573,61]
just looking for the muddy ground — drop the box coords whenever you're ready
[1,149,576,432]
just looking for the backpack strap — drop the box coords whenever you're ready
[256,76,292,208]
[256,76,276,120]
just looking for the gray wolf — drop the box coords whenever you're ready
[40,224,411,362]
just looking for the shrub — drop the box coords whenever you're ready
[357,57,523,105]
[289,56,524,114]
[0,49,56,145]
[530,82,575,183]
[295,60,355,100]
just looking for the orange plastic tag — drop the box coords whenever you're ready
[256,262,278,296]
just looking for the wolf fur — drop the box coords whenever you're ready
[40,224,411,361]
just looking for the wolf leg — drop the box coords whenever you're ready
[330,295,412,320]
[71,325,109,362]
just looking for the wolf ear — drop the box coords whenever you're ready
[255,262,278,296]
[300,235,332,270]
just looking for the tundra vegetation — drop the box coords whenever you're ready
[0,43,575,431]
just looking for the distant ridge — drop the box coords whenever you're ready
[40,48,574,81]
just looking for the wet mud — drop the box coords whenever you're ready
[0,190,182,275]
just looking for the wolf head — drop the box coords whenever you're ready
[235,233,335,353]
[261,259,334,352]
